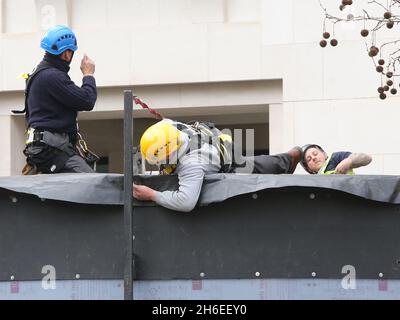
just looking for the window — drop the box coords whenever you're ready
[94,156,109,173]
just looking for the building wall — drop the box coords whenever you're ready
[0,116,11,176]
[0,0,398,175]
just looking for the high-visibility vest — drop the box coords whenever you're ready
[318,154,354,175]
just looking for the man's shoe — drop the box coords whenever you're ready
[287,146,303,174]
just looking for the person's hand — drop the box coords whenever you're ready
[133,184,156,201]
[335,158,352,174]
[80,54,95,76]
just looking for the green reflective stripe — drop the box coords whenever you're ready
[323,169,354,175]
[318,154,354,175]
[318,155,331,174]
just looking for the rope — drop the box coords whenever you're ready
[133,96,164,120]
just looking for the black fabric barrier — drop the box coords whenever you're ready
[1,173,400,206]
[1,177,400,281]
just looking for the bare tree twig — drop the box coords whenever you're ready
[320,0,400,98]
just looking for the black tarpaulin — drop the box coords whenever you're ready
[0,173,400,206]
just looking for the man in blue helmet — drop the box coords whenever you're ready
[23,25,97,174]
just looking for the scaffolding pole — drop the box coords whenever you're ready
[123,90,134,300]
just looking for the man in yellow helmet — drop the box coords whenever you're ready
[300,144,372,175]
[133,119,303,212]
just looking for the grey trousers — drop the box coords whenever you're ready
[26,131,94,173]
[233,153,292,174]
[61,155,94,173]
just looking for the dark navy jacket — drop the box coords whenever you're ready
[27,54,97,134]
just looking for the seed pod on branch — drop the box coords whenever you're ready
[360,29,369,37]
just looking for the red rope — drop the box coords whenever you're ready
[133,97,164,120]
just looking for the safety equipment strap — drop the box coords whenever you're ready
[12,61,53,119]
[131,97,234,174]
[75,123,100,168]
[133,96,164,120]
[175,121,233,174]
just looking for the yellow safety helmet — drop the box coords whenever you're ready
[140,121,182,165]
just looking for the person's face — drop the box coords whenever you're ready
[60,50,74,63]
[304,147,326,173]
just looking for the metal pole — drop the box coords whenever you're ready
[123,90,134,300]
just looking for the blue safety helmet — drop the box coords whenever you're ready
[40,25,78,55]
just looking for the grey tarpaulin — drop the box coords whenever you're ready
[200,174,400,205]
[0,173,400,206]
[0,174,124,205]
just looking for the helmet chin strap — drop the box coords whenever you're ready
[66,51,75,65]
